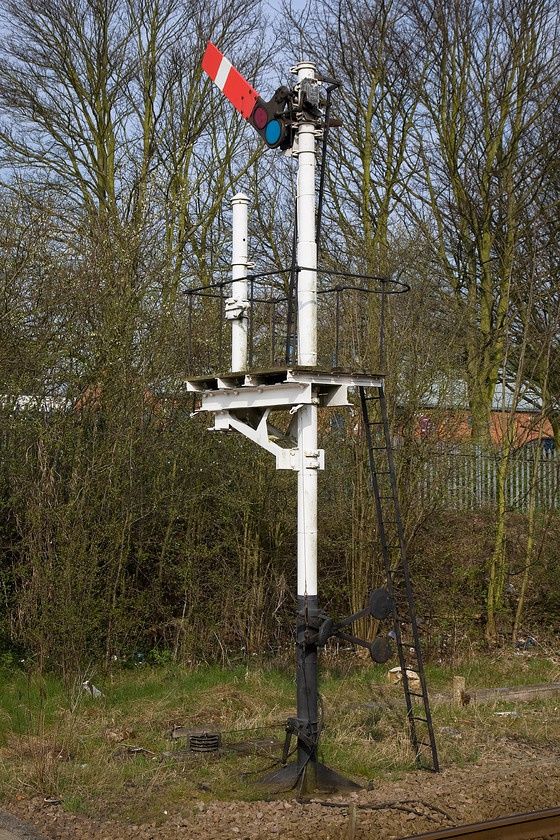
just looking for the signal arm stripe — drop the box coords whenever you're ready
[214,57,232,91]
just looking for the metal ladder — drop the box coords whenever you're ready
[359,385,439,772]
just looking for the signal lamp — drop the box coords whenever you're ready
[248,89,293,149]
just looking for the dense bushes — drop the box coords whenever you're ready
[2,402,559,673]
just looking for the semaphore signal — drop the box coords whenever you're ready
[202,41,294,149]
[190,41,439,793]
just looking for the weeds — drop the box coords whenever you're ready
[0,650,559,819]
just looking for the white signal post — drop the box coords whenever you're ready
[229,193,249,372]
[193,43,383,792]
[295,61,319,604]
[292,61,321,786]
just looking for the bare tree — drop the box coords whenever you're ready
[0,0,269,287]
[405,0,560,442]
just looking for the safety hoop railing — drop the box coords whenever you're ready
[183,266,409,374]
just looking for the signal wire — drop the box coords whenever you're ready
[316,82,341,257]
[285,146,299,365]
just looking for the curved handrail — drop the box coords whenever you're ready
[183,264,410,371]
[183,265,410,299]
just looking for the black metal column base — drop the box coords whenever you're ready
[257,760,362,795]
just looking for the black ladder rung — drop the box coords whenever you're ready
[408,691,425,698]
[411,716,428,723]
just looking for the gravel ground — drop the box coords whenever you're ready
[4,742,560,840]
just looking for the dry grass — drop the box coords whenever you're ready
[0,649,559,818]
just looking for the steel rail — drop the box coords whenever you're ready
[400,806,560,840]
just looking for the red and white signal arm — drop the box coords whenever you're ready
[202,41,289,148]
[202,41,259,119]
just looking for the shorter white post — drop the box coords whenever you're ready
[229,193,249,372]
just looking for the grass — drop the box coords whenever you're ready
[0,646,560,821]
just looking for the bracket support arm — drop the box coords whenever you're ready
[212,408,324,471]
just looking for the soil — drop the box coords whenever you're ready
[5,739,560,840]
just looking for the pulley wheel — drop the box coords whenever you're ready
[368,588,393,620]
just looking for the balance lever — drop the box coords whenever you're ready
[303,613,333,646]
[336,631,393,664]
[330,588,393,633]
[306,588,393,647]
[333,607,370,632]
[280,716,315,763]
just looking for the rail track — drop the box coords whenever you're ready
[401,806,560,839]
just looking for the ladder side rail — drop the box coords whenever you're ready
[359,387,420,755]
[377,387,440,771]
